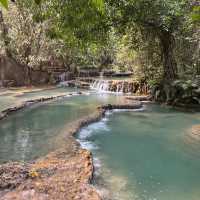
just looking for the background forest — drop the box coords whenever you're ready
[0,0,200,105]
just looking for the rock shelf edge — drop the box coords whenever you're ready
[0,102,143,200]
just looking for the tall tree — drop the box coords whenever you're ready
[106,0,190,80]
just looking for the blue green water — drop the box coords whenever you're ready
[0,93,124,163]
[0,87,78,112]
[1,89,200,200]
[16,87,78,99]
[78,104,200,200]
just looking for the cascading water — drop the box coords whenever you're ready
[90,79,139,94]
[116,83,120,93]
[91,80,110,93]
[90,79,150,94]
[57,73,67,87]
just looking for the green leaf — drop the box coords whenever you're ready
[0,0,8,9]
[90,0,105,13]
[191,5,200,23]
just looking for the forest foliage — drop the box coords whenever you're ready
[0,0,200,104]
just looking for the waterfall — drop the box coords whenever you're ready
[59,72,67,82]
[91,79,129,94]
[91,80,110,93]
[58,72,70,86]
[100,71,104,79]
[90,79,149,94]
[116,84,120,93]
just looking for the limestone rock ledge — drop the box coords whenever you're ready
[0,92,85,121]
[126,95,152,101]
[0,101,143,200]
[188,125,200,140]
[0,149,101,200]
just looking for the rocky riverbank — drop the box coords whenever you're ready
[0,102,142,200]
[0,149,101,200]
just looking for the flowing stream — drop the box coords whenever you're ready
[78,104,200,200]
[1,88,200,200]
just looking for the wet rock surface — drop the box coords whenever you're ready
[188,125,200,140]
[191,125,200,136]
[183,125,200,153]
[126,95,152,101]
[101,101,142,110]
[0,163,29,190]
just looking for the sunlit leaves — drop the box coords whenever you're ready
[0,0,8,9]
[42,0,108,47]
[191,5,200,23]
[90,0,105,13]
[0,0,42,9]
[107,0,188,31]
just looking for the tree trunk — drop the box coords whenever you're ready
[159,30,178,80]
[0,10,11,57]
[0,57,5,84]
[25,67,32,85]
[0,11,8,86]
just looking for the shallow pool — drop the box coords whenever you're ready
[1,89,200,200]
[78,104,200,200]
[0,93,124,163]
[0,87,78,112]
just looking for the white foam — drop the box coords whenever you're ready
[93,157,102,176]
[77,139,99,150]
[78,120,109,141]
[88,121,110,132]
[93,157,101,168]
[102,117,109,122]
[78,129,93,139]
[105,110,113,116]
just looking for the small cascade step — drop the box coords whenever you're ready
[90,79,149,94]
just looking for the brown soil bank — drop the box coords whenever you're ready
[0,102,142,200]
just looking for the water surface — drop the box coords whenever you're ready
[0,87,79,112]
[0,93,124,163]
[78,104,200,200]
